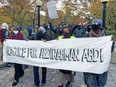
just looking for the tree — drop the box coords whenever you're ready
[0,0,37,28]
[107,0,116,29]
[88,0,102,19]
[61,0,90,24]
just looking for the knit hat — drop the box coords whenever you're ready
[39,26,46,33]
[91,19,103,30]
[16,26,22,31]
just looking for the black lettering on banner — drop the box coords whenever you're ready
[22,48,26,58]
[6,46,27,58]
[88,48,93,62]
[100,49,103,62]
[75,49,80,61]
[39,48,80,61]
[62,49,66,61]
[43,48,49,59]
[53,49,57,60]
[6,46,11,56]
[14,47,18,57]
[42,48,46,59]
[65,49,71,61]
[68,49,72,61]
[56,49,62,61]
[70,49,79,61]
[27,48,37,58]
[39,48,43,59]
[93,48,103,62]
[5,46,103,63]
[11,47,15,56]
[45,48,50,59]
[50,48,54,60]
[82,48,103,63]
[82,49,90,62]
[71,49,76,61]
[93,49,99,62]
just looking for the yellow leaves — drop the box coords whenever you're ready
[0,7,4,12]
[88,0,102,18]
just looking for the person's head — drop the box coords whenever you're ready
[78,23,82,29]
[1,22,9,30]
[38,26,46,33]
[16,26,22,31]
[9,26,15,32]
[27,27,32,36]
[59,25,63,29]
[91,19,103,34]
[63,26,70,38]
[10,26,21,34]
[89,19,105,37]
[63,27,70,34]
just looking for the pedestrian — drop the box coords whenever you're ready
[8,26,24,86]
[0,22,10,66]
[73,23,86,38]
[0,27,4,61]
[27,27,35,40]
[33,26,50,87]
[83,19,114,87]
[49,21,64,39]
[0,28,4,44]
[57,26,75,87]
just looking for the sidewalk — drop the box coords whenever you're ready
[0,63,116,87]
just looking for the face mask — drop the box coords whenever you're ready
[13,31,19,34]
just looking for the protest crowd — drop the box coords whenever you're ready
[0,18,115,87]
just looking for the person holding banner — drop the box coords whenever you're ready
[49,21,65,39]
[0,22,10,67]
[8,26,24,86]
[33,26,50,87]
[83,19,114,87]
[55,26,75,87]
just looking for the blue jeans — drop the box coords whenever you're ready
[33,66,47,86]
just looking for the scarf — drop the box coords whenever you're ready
[89,29,105,37]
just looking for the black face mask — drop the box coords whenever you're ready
[92,25,100,30]
[78,25,81,29]
[37,31,44,37]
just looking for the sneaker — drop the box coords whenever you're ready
[12,80,19,86]
[7,63,12,67]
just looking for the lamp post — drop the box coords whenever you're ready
[101,0,109,29]
[36,0,42,28]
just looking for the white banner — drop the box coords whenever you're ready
[3,36,112,74]
[47,0,59,19]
